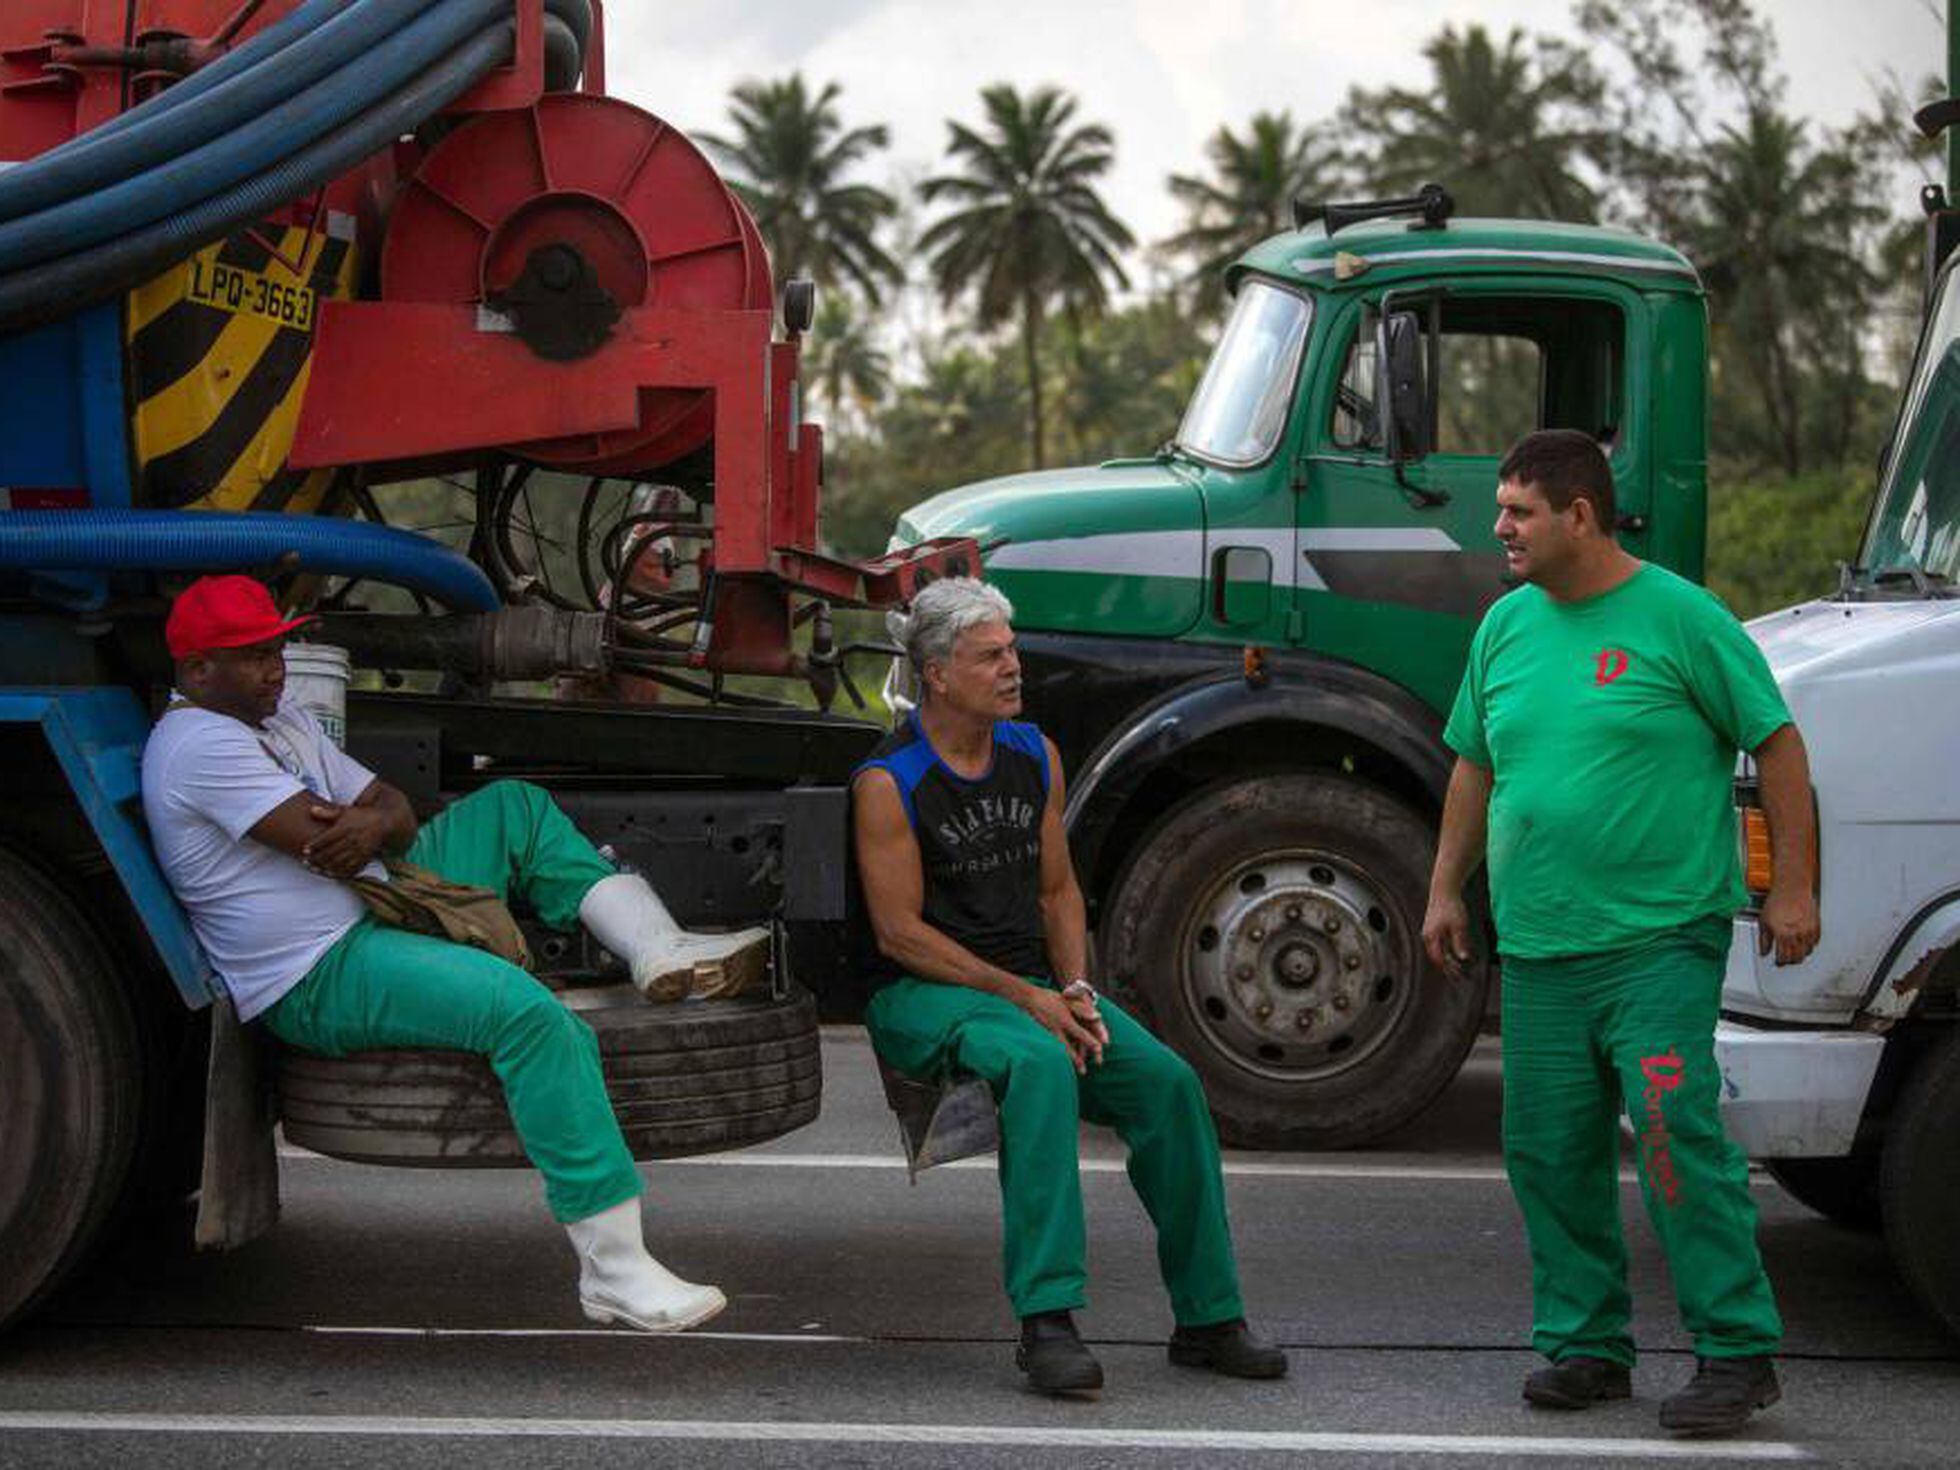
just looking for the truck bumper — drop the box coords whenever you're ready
[1713,1021,1884,1157]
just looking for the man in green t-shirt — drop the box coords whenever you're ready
[1424,430,1820,1437]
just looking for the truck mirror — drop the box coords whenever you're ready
[1377,310,1429,461]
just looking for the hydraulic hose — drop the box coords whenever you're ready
[0,510,499,612]
[0,0,508,272]
[0,23,513,336]
[0,0,432,226]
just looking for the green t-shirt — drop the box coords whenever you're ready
[1443,562,1790,959]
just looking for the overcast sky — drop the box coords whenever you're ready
[604,0,1942,261]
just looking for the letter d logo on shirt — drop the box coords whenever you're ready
[1594,648,1630,686]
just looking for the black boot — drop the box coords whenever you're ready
[1659,1355,1780,1436]
[1016,1311,1103,1396]
[1522,1355,1633,1409]
[1167,1319,1288,1379]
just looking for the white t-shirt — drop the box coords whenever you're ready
[141,694,385,1021]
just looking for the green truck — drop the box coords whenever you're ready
[889,187,1710,1149]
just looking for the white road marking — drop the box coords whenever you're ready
[303,1327,859,1343]
[273,1144,1768,1188]
[0,1412,1809,1458]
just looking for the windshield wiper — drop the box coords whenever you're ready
[1870,565,1955,598]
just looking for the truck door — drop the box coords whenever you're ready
[1300,283,1642,714]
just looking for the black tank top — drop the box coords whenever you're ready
[857,713,1051,979]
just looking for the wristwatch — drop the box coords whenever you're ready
[1060,978,1097,1003]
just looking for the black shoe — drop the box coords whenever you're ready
[1522,1355,1633,1409]
[1167,1319,1289,1379]
[1659,1355,1780,1436]
[1016,1311,1103,1396]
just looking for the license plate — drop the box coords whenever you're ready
[186,256,317,331]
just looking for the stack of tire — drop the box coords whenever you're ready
[277,982,822,1164]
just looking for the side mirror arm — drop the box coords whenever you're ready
[1375,290,1451,509]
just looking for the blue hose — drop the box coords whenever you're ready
[0,511,499,611]
[0,24,512,335]
[0,0,430,226]
[41,0,354,154]
[0,0,507,271]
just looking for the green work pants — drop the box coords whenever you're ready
[1501,917,1782,1365]
[866,976,1244,1325]
[263,780,636,1223]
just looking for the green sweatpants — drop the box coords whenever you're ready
[263,780,637,1224]
[866,976,1244,1325]
[1501,917,1782,1365]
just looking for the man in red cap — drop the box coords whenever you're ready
[142,574,768,1332]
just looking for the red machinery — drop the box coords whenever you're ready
[3,0,976,687]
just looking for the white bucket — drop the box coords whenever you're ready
[284,643,350,749]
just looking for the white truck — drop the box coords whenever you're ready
[1715,218,1960,1337]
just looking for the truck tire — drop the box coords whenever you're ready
[1099,772,1486,1150]
[1881,1025,1960,1336]
[277,982,821,1165]
[1766,1155,1881,1231]
[0,849,143,1329]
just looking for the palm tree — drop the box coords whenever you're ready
[1344,24,1604,221]
[1164,112,1344,312]
[1685,106,1878,475]
[700,75,902,305]
[805,294,891,434]
[919,84,1134,467]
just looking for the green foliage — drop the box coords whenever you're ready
[699,74,901,305]
[919,84,1134,467]
[1706,468,1875,618]
[1341,24,1606,219]
[1163,112,1343,314]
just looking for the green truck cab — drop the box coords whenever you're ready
[890,190,1708,1148]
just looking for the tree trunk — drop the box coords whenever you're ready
[1021,289,1046,469]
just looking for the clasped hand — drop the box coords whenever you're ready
[1023,985,1110,1073]
[302,801,389,878]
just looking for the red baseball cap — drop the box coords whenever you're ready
[165,575,316,660]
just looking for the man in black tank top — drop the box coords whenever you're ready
[855,579,1285,1396]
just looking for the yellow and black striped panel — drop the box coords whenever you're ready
[127,217,358,513]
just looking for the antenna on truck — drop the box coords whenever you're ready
[1294,183,1455,237]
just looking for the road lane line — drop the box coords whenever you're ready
[303,1327,861,1343]
[0,1412,1809,1458]
[274,1143,1774,1188]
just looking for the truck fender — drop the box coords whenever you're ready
[0,688,215,1007]
[1860,891,1960,1025]
[1062,661,1454,894]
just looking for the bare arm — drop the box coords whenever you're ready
[246,778,416,879]
[1036,738,1107,1056]
[853,767,1104,1069]
[1037,738,1088,987]
[1753,723,1821,966]
[1422,757,1492,980]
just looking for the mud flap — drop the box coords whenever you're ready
[194,996,280,1250]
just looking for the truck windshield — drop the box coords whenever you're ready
[1175,280,1312,466]
[1863,265,1960,583]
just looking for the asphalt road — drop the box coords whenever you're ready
[4,1031,1957,1469]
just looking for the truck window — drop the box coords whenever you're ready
[1177,280,1312,466]
[1864,265,1960,581]
[1328,296,1624,457]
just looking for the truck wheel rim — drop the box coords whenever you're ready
[1174,849,1416,1084]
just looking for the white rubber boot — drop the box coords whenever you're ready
[579,872,770,1001]
[565,1196,726,1333]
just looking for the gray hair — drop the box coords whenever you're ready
[901,577,1014,677]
